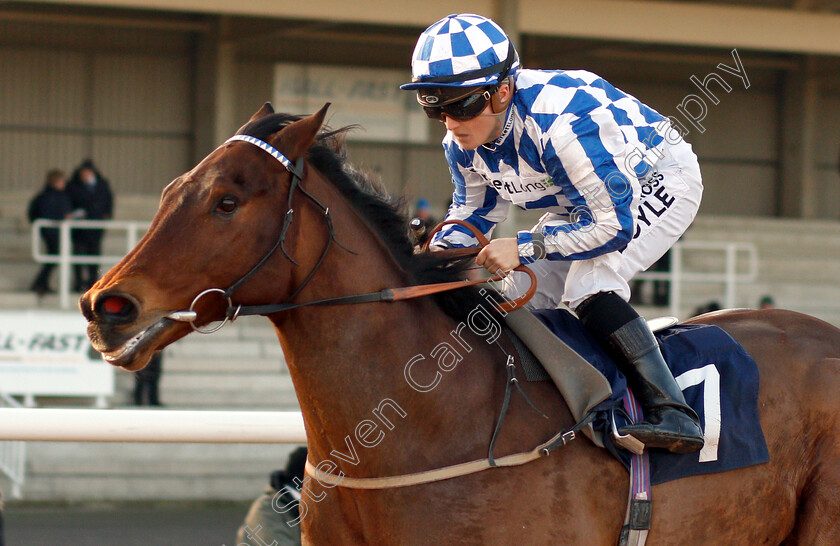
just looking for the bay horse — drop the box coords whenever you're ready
[81,103,840,544]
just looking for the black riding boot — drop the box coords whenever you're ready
[577,291,704,454]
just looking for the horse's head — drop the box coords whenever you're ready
[81,103,331,370]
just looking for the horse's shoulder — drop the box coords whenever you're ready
[685,308,838,335]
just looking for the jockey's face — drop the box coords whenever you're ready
[443,105,503,150]
[441,83,511,150]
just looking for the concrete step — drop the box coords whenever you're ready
[155,389,300,410]
[684,230,840,254]
[3,233,31,259]
[110,365,298,409]
[164,339,281,360]
[20,475,269,502]
[756,257,840,283]
[0,264,41,292]
[27,440,293,459]
[167,317,278,342]
[109,361,296,410]
[0,216,24,230]
[162,358,288,374]
[676,241,838,277]
[690,215,840,238]
[28,455,280,477]
[19,438,303,501]
[179,339,283,359]
[159,372,293,393]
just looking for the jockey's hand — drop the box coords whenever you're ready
[476,238,520,275]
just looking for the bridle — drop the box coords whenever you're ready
[167,134,536,333]
[167,134,355,333]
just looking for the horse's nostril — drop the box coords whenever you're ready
[95,294,138,322]
[103,297,130,315]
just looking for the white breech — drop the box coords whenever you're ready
[501,139,703,311]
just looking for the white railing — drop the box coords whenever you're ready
[31,221,756,318]
[31,219,150,309]
[634,241,759,318]
[0,408,307,499]
[0,394,26,499]
[0,408,306,444]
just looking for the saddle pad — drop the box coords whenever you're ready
[531,309,770,485]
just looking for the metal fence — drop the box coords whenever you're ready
[0,394,26,499]
[32,221,757,318]
[31,219,150,309]
[634,241,759,318]
[0,407,305,499]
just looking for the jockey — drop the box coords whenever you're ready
[401,14,704,454]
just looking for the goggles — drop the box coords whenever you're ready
[417,87,494,121]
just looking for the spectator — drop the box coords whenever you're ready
[693,300,721,317]
[67,159,113,292]
[133,351,164,406]
[236,446,307,546]
[410,198,438,246]
[0,488,5,546]
[759,295,776,309]
[413,198,438,228]
[27,169,75,295]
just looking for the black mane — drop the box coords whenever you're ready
[237,112,496,322]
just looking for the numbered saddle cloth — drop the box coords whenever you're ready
[531,309,770,485]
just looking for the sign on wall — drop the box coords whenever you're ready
[273,63,430,143]
[0,311,114,407]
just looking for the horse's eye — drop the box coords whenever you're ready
[216,196,238,214]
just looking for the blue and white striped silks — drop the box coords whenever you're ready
[433,68,677,264]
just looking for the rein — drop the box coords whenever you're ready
[167,135,536,331]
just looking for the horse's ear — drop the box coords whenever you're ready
[234,103,276,135]
[249,102,275,122]
[274,103,330,161]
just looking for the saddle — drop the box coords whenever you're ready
[503,308,676,449]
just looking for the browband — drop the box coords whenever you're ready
[226,134,302,179]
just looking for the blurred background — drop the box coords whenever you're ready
[0,0,839,543]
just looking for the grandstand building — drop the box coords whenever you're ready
[1,0,838,220]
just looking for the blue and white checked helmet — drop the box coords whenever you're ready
[401,14,519,90]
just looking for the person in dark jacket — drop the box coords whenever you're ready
[133,351,164,406]
[28,169,74,295]
[0,488,6,546]
[236,446,307,546]
[66,159,113,291]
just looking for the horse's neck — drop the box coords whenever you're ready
[268,199,502,475]
[273,295,504,471]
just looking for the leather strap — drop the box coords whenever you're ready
[303,413,595,490]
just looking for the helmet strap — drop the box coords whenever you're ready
[490,78,514,114]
